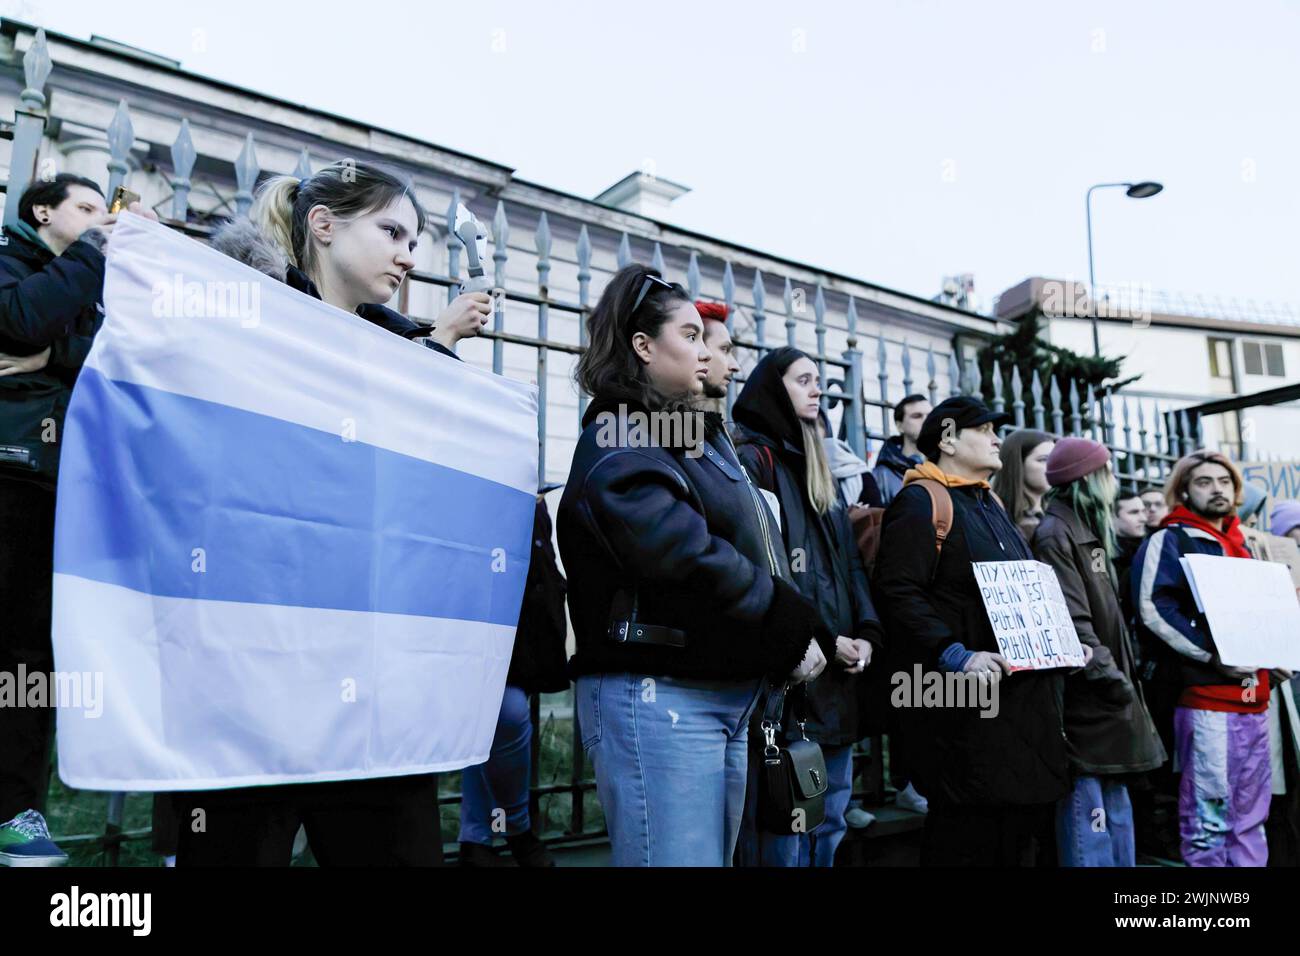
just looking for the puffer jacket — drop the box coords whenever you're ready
[871,435,922,505]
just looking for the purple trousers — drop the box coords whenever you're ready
[1174,706,1270,867]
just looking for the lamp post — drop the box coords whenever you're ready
[1086,180,1163,357]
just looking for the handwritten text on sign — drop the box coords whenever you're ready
[973,561,1087,671]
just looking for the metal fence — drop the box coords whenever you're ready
[5,27,1208,863]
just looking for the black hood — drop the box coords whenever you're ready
[732,347,809,457]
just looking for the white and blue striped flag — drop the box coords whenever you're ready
[51,213,539,791]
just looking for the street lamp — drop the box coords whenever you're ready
[1086,180,1163,357]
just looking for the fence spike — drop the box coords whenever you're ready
[21,28,52,111]
[293,147,312,181]
[169,118,197,221]
[106,99,135,198]
[232,131,259,219]
[687,251,701,300]
[617,233,632,269]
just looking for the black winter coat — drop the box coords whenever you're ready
[1031,501,1166,775]
[557,396,821,682]
[730,410,882,745]
[506,497,571,695]
[873,477,1069,808]
[0,225,107,486]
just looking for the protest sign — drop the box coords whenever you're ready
[1180,553,1300,670]
[972,560,1087,671]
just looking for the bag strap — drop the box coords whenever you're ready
[912,478,954,557]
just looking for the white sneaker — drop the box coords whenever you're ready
[895,782,929,815]
[845,804,876,829]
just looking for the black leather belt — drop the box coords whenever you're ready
[608,620,688,648]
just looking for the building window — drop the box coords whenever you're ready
[1208,338,1233,380]
[1242,340,1285,377]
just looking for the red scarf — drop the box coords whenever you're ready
[1162,505,1251,558]
[1163,505,1267,712]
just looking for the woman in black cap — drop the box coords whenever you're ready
[873,396,1071,866]
[730,347,882,867]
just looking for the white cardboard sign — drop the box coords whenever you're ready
[972,560,1088,671]
[1179,554,1300,669]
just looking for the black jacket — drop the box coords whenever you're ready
[873,475,1069,807]
[506,496,571,695]
[557,395,820,682]
[731,362,882,745]
[1032,501,1166,775]
[0,225,108,486]
[871,436,922,506]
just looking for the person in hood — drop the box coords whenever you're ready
[822,410,881,508]
[558,265,826,867]
[1031,438,1167,866]
[173,160,492,867]
[730,346,883,866]
[873,396,1070,866]
[0,174,157,867]
[1132,450,1283,866]
[872,393,929,505]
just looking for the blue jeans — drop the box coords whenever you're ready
[1056,774,1135,867]
[458,685,532,845]
[576,672,763,867]
[737,742,855,867]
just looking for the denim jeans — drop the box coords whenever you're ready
[1056,774,1135,867]
[737,742,854,866]
[458,685,533,845]
[575,672,763,867]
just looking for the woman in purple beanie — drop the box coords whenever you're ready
[1031,437,1167,866]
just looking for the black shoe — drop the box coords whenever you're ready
[458,842,506,867]
[505,831,556,868]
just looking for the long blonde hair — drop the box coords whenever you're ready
[802,418,837,515]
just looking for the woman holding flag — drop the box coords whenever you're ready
[172,160,489,866]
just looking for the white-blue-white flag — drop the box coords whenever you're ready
[51,213,539,791]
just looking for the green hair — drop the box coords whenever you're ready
[1047,466,1119,560]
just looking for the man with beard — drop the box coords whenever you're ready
[696,301,740,403]
[1133,451,1276,866]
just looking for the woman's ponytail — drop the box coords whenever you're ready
[250,175,302,268]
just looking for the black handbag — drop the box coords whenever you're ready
[757,680,828,835]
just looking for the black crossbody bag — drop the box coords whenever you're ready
[757,680,828,835]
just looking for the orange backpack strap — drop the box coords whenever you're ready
[912,478,954,558]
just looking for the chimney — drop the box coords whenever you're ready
[594,171,690,220]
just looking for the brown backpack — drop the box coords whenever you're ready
[850,478,955,577]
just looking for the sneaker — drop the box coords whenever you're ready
[505,831,557,867]
[0,810,68,867]
[895,782,929,815]
[458,841,507,867]
[845,804,876,829]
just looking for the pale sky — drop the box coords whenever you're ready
[6,0,1298,316]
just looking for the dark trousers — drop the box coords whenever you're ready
[0,478,57,823]
[174,774,444,866]
[921,802,1055,866]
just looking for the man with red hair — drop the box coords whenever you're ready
[695,301,740,402]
